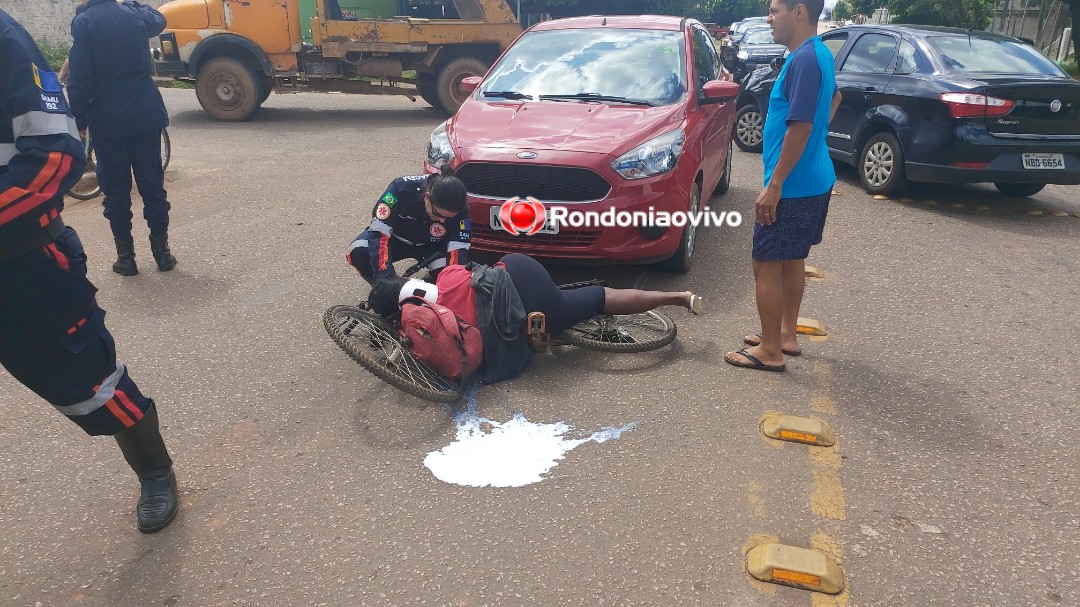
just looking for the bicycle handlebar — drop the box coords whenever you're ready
[403,250,445,278]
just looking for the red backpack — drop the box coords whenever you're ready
[398,299,483,380]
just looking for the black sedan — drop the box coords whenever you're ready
[734,25,1080,197]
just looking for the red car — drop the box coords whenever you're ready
[423,15,740,272]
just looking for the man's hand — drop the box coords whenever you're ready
[756,182,782,226]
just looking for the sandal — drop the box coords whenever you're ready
[725,348,786,372]
[743,333,801,356]
[689,294,703,316]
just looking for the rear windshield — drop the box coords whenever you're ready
[928,36,1067,76]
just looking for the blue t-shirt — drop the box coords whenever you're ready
[762,37,837,198]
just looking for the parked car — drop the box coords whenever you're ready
[734,59,784,153]
[426,15,741,272]
[733,24,1080,197]
[721,23,771,68]
[729,28,788,82]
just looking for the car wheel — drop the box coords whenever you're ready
[713,140,732,196]
[434,57,487,115]
[195,57,261,122]
[657,181,701,273]
[858,131,908,196]
[994,183,1046,197]
[735,104,764,153]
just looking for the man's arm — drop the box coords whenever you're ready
[0,31,84,221]
[66,18,94,133]
[830,89,841,121]
[122,1,168,38]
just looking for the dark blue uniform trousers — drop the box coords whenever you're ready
[94,128,170,241]
[0,227,152,435]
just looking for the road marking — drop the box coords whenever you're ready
[743,534,781,597]
[810,533,851,606]
[1027,208,1044,216]
[748,480,766,518]
[925,200,939,206]
[761,413,836,447]
[975,206,990,212]
[950,203,966,209]
[797,317,828,336]
[805,265,826,279]
[810,445,847,520]
[746,543,844,594]
[1051,210,1069,217]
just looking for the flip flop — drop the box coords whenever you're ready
[743,333,802,356]
[689,294,703,316]
[725,348,786,372]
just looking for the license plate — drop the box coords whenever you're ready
[489,207,560,235]
[1022,153,1065,170]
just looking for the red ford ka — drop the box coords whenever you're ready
[424,15,740,272]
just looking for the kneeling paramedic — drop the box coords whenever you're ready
[347,166,471,283]
[0,10,178,533]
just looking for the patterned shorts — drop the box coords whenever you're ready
[752,190,832,261]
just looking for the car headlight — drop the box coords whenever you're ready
[426,121,454,168]
[737,50,750,60]
[611,129,685,180]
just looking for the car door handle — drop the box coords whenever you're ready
[864,86,881,99]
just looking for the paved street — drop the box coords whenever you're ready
[1,89,1078,607]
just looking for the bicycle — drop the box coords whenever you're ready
[323,254,678,403]
[67,127,171,201]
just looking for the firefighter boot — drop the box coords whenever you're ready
[112,238,138,276]
[149,235,177,271]
[114,402,178,533]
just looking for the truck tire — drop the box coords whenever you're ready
[416,79,440,109]
[434,57,487,115]
[196,57,261,121]
[257,75,273,107]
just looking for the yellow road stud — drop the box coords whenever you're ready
[760,414,836,446]
[746,543,844,594]
[804,265,825,279]
[872,194,889,201]
[796,317,827,336]
[1026,208,1043,216]
[1052,210,1069,217]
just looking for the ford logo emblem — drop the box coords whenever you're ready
[516,151,538,159]
[1051,100,1063,113]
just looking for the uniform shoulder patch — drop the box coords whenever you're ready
[32,64,66,114]
[381,192,398,207]
[375,203,392,220]
[430,223,447,238]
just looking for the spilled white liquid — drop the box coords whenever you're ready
[423,385,638,488]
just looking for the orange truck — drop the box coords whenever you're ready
[153,0,522,120]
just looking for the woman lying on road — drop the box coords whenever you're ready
[366,253,703,383]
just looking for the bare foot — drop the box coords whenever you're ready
[725,344,785,370]
[743,332,800,355]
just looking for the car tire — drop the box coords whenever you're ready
[858,131,909,196]
[994,183,1046,197]
[196,57,261,122]
[657,181,701,273]
[713,140,733,196]
[735,104,764,153]
[434,57,487,115]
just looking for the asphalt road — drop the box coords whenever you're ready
[1,89,1078,607]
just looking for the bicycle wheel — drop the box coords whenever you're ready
[568,311,677,353]
[323,305,464,403]
[160,128,171,172]
[67,133,101,200]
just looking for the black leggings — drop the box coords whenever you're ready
[500,254,606,333]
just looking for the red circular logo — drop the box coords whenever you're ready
[375,203,392,220]
[430,223,447,238]
[498,196,547,235]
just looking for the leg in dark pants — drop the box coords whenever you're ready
[94,135,140,275]
[129,130,176,271]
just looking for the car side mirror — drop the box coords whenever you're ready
[459,76,482,95]
[770,56,785,71]
[702,80,740,104]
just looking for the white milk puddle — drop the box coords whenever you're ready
[423,384,638,488]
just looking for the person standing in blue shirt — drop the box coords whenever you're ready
[726,0,842,372]
[68,0,177,276]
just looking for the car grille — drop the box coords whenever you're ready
[472,225,602,251]
[456,163,612,202]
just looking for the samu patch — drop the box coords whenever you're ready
[32,64,66,113]
[381,192,398,207]
[430,223,447,238]
[375,203,392,220]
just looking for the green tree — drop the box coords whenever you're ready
[833,0,854,20]
[886,0,994,28]
[699,0,768,25]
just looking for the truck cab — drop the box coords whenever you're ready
[154,0,522,120]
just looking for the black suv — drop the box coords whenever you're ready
[734,25,1080,197]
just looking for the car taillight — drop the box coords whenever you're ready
[940,93,1014,118]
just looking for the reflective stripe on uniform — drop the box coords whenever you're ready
[369,219,393,235]
[447,241,470,251]
[12,111,80,140]
[51,362,126,417]
[0,143,16,167]
[429,257,448,270]
[350,238,368,250]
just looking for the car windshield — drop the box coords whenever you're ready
[481,28,687,106]
[928,36,1067,76]
[744,30,777,44]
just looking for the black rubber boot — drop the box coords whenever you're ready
[114,402,178,533]
[112,238,138,276]
[149,235,177,272]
